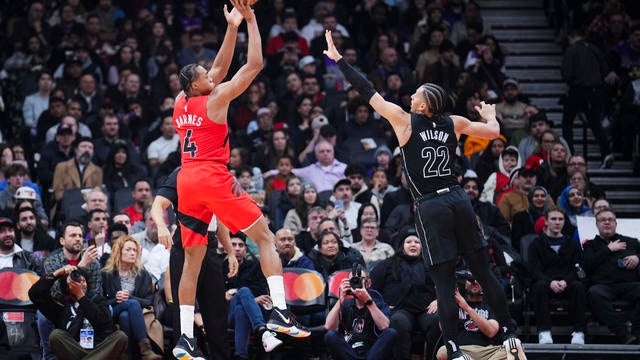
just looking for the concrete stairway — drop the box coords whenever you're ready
[478,0,640,218]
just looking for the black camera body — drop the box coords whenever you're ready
[69,269,83,282]
[347,264,363,295]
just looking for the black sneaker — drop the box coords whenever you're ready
[173,334,206,360]
[266,307,311,338]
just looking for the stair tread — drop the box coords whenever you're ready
[502,43,562,55]
[477,0,542,9]
[505,69,562,81]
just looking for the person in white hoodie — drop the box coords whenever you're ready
[480,145,521,204]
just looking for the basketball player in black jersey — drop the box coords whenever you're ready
[324,30,526,360]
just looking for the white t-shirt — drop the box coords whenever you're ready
[147,134,179,162]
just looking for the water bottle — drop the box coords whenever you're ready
[80,318,94,349]
[575,263,586,280]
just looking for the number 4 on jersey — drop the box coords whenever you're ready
[183,129,198,158]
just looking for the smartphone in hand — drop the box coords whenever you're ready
[334,199,344,209]
[88,238,96,247]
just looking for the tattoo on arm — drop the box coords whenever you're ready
[402,125,412,137]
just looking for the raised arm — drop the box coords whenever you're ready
[451,102,500,140]
[207,4,263,123]
[323,30,411,144]
[207,0,243,84]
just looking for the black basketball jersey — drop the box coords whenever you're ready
[400,113,458,199]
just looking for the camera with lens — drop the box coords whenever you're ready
[69,269,83,282]
[347,264,363,295]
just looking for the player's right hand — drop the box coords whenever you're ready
[158,225,174,249]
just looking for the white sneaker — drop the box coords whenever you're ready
[538,331,553,344]
[261,331,283,352]
[571,331,585,345]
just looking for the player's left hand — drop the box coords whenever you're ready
[474,101,496,122]
[227,253,239,277]
[322,30,342,62]
[230,0,254,20]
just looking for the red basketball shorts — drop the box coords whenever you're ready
[177,164,262,247]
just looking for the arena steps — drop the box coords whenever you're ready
[478,0,640,218]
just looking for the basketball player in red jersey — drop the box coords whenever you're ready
[169,2,309,359]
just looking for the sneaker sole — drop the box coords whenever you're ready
[504,337,527,360]
[263,339,284,352]
[266,323,311,338]
[172,348,206,360]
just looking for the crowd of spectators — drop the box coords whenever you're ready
[0,0,639,358]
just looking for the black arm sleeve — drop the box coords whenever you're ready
[337,59,376,101]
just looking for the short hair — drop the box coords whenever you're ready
[544,205,566,220]
[88,208,107,220]
[58,220,85,240]
[4,163,28,178]
[133,178,151,190]
[595,207,616,220]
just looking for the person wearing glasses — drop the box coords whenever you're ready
[583,208,640,344]
[352,218,394,272]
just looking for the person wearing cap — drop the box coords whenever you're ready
[0,163,48,222]
[461,177,511,239]
[0,217,43,274]
[332,178,360,234]
[45,114,93,145]
[497,167,540,223]
[52,136,103,202]
[248,107,276,154]
[324,32,526,360]
[370,227,440,360]
[434,269,508,360]
[495,78,529,145]
[298,55,319,77]
[518,109,571,161]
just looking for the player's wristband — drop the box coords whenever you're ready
[337,59,376,101]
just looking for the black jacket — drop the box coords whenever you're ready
[583,233,640,285]
[101,269,154,307]
[29,276,115,343]
[224,257,269,296]
[370,254,436,312]
[472,200,511,238]
[307,248,365,280]
[527,234,581,285]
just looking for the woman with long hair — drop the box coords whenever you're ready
[108,45,139,86]
[283,182,321,235]
[370,228,440,360]
[101,236,162,360]
[102,142,148,194]
[255,129,298,172]
[289,95,314,154]
[274,176,302,229]
[352,203,380,244]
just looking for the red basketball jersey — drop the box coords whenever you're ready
[173,95,230,166]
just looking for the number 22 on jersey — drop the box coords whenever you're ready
[422,145,451,178]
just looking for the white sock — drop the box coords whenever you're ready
[180,305,195,338]
[267,275,287,309]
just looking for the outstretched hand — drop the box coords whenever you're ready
[474,101,496,122]
[229,0,255,21]
[224,3,243,28]
[322,30,342,62]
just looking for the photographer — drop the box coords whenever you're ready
[324,265,397,360]
[436,270,506,360]
[28,266,127,359]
